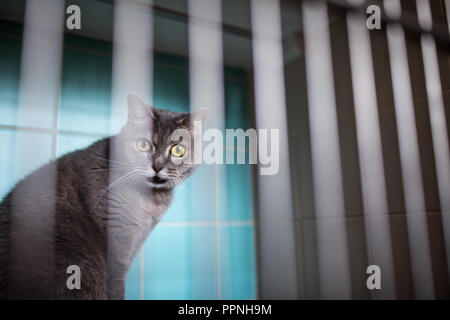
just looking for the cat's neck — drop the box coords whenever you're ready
[80,137,175,269]
[141,187,174,220]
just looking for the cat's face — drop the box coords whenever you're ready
[116,94,207,189]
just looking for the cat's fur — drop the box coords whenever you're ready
[0,94,207,299]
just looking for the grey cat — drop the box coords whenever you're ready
[0,94,207,299]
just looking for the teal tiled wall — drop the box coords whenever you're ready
[0,19,256,300]
[0,129,53,199]
[59,46,113,135]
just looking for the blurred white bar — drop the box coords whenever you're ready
[10,0,64,296]
[111,0,153,134]
[384,0,435,299]
[346,10,396,299]
[188,0,226,299]
[110,0,153,299]
[417,0,450,284]
[251,0,299,299]
[384,0,402,20]
[189,0,224,130]
[16,0,64,129]
[415,0,433,31]
[302,0,351,299]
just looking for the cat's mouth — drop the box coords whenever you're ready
[147,175,168,185]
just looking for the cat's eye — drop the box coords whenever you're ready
[171,144,185,158]
[136,139,151,152]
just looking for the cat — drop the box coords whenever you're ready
[0,94,207,299]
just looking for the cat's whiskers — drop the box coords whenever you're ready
[95,156,147,170]
[87,167,129,172]
[175,172,203,192]
[167,174,191,194]
[90,169,144,213]
[130,173,145,190]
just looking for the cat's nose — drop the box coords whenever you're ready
[152,164,163,173]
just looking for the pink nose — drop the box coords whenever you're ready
[152,164,163,173]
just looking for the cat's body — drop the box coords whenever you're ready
[0,95,206,299]
[0,137,164,299]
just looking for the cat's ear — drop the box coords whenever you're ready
[190,108,208,125]
[127,94,153,123]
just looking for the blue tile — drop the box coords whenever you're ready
[0,129,52,200]
[153,64,189,112]
[220,226,256,299]
[0,36,21,127]
[225,78,250,130]
[0,22,59,130]
[159,181,192,222]
[189,225,219,299]
[142,225,217,299]
[222,162,254,221]
[58,48,112,135]
[125,252,142,300]
[189,165,227,222]
[56,134,101,157]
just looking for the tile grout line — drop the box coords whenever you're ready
[215,165,221,300]
[140,248,144,300]
[158,220,254,227]
[0,125,253,153]
[51,21,64,161]
[52,86,60,160]
[0,124,108,138]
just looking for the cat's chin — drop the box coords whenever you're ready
[145,176,171,189]
[148,183,171,189]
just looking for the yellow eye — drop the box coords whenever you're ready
[171,144,185,157]
[136,139,151,152]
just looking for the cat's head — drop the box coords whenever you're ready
[116,94,207,189]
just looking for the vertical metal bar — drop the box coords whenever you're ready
[250,0,299,299]
[417,0,450,286]
[384,0,435,299]
[346,8,396,299]
[111,0,153,133]
[10,0,64,297]
[110,0,153,299]
[16,0,64,130]
[188,0,226,299]
[302,0,351,299]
